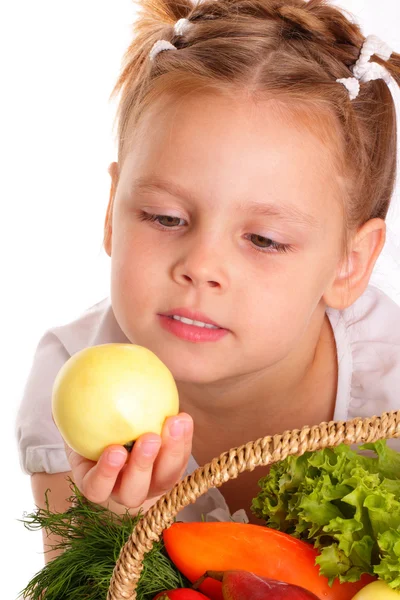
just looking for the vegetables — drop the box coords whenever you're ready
[193,570,320,599]
[52,343,179,460]
[19,480,190,600]
[351,580,400,599]
[162,522,372,600]
[251,440,400,590]
[153,590,210,599]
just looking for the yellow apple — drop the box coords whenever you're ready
[52,343,179,461]
[351,580,400,599]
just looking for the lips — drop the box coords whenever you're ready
[161,307,224,329]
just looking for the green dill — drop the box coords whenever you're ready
[18,479,190,600]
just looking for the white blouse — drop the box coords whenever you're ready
[15,284,400,522]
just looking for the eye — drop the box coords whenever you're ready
[139,211,293,254]
[248,234,293,254]
[138,212,186,228]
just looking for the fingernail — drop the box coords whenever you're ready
[169,419,185,439]
[140,440,160,457]
[107,450,126,466]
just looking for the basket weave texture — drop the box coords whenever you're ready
[106,409,400,600]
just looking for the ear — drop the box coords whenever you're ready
[104,162,119,256]
[323,218,386,310]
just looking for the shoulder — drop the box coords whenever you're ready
[44,297,129,357]
[327,285,400,445]
[328,284,400,358]
[336,285,400,345]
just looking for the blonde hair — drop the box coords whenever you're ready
[108,0,400,265]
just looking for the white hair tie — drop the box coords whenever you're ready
[174,18,193,36]
[336,34,393,100]
[149,40,177,61]
[149,18,193,62]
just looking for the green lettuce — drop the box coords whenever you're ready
[251,440,400,589]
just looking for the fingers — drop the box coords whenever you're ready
[149,413,193,496]
[81,445,129,504]
[64,441,96,487]
[65,441,128,504]
[64,412,194,510]
[111,433,162,508]
[115,413,193,508]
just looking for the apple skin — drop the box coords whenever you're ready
[52,343,179,461]
[351,580,400,599]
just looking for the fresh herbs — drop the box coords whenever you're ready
[251,440,400,589]
[19,479,190,599]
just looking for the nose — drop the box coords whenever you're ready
[171,239,228,290]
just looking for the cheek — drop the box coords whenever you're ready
[110,233,169,315]
[241,255,332,339]
[239,290,313,366]
[111,232,156,278]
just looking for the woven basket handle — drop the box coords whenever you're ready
[107,410,400,600]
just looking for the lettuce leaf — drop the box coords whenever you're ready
[251,440,400,589]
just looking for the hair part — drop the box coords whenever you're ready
[108,0,400,269]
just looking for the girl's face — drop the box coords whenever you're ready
[106,92,345,385]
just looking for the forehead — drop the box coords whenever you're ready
[120,91,344,225]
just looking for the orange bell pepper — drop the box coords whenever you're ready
[163,522,374,600]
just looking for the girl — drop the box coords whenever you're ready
[16,0,400,563]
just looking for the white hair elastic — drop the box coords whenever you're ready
[174,17,193,36]
[336,34,393,100]
[149,18,193,61]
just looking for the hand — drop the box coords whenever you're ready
[65,412,193,511]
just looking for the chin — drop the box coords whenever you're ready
[142,341,230,383]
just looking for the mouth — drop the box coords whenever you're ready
[158,311,229,343]
[160,308,225,330]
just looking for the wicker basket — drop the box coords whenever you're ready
[106,409,400,600]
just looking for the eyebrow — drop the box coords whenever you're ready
[132,176,320,229]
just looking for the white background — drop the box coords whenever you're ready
[2,1,400,598]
